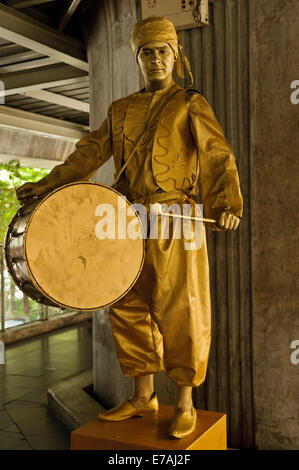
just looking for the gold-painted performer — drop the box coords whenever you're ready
[16,17,243,439]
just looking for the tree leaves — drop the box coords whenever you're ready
[0,160,50,243]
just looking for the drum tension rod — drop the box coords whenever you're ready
[11,230,24,238]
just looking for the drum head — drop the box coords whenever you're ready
[24,182,145,310]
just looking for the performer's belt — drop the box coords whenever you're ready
[130,190,194,205]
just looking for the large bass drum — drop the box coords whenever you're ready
[5,182,145,311]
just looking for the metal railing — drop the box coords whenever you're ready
[0,243,69,332]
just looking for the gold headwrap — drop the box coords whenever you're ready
[130,16,194,87]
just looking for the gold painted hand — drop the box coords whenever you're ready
[217,211,241,231]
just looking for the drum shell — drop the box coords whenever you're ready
[5,200,60,307]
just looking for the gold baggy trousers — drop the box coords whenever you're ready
[109,192,211,387]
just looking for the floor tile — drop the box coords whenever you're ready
[4,399,45,409]
[25,431,70,450]
[0,387,41,406]
[16,414,69,437]
[0,409,14,430]
[2,424,20,433]
[1,368,81,391]
[8,367,57,378]
[18,389,48,405]
[0,431,26,450]
[4,403,51,426]
[0,375,49,391]
[14,439,33,450]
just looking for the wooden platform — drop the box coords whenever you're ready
[70,405,227,450]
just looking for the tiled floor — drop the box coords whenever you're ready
[0,321,93,450]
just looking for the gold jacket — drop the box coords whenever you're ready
[38,84,243,220]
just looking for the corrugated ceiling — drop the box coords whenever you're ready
[0,0,94,166]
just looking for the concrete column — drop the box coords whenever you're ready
[83,0,142,186]
[92,309,133,409]
[249,0,299,449]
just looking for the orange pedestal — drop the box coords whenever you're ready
[71,405,227,450]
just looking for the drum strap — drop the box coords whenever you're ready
[111,84,181,189]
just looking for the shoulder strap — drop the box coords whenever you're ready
[186,88,201,95]
[111,84,181,189]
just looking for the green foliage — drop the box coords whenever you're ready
[0,160,49,243]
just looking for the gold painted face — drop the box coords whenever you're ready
[137,40,175,87]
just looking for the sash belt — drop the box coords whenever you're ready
[129,190,193,205]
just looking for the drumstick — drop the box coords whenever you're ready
[153,209,216,224]
[160,212,216,224]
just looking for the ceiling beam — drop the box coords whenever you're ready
[0,44,30,58]
[0,57,58,73]
[22,89,90,113]
[0,105,88,141]
[0,50,42,65]
[58,0,82,32]
[0,63,88,96]
[0,154,64,169]
[0,3,88,71]
[7,1,56,9]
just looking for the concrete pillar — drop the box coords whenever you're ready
[92,309,133,409]
[83,0,142,186]
[249,0,299,449]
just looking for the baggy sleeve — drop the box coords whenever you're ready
[35,104,113,192]
[189,93,243,221]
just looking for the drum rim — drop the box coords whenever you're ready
[23,181,145,311]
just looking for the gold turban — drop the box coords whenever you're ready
[130,16,194,87]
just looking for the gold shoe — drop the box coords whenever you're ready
[97,392,159,422]
[168,406,197,439]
